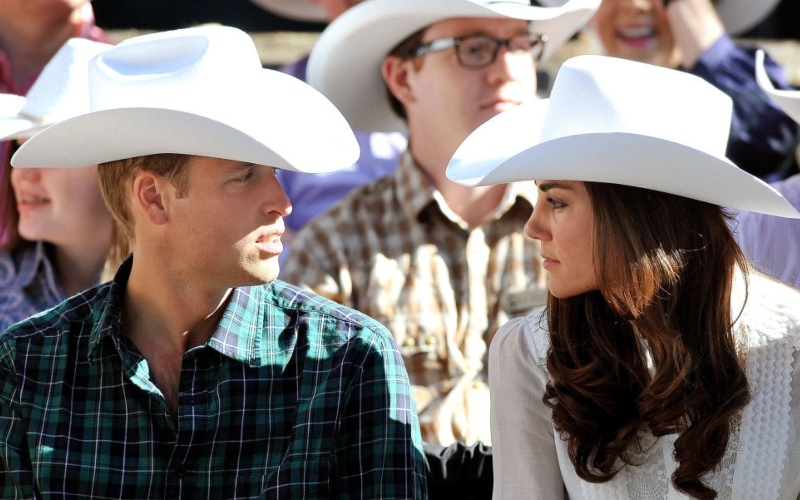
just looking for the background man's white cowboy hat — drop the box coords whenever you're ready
[307,0,602,133]
[446,54,800,218]
[715,0,782,36]
[755,49,800,125]
[12,25,359,174]
[248,0,327,23]
[0,38,112,142]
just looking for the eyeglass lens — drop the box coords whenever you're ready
[457,34,544,68]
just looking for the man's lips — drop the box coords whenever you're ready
[481,99,520,111]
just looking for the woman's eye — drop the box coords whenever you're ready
[547,197,566,209]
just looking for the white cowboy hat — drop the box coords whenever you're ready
[248,0,327,22]
[446,54,800,218]
[307,0,601,133]
[12,25,359,174]
[755,49,800,125]
[715,0,781,36]
[0,38,112,142]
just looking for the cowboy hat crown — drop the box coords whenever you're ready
[12,25,359,174]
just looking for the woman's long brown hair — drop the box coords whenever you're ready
[542,182,750,499]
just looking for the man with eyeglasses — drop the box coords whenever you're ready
[281,0,599,496]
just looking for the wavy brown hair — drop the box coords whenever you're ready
[542,182,750,500]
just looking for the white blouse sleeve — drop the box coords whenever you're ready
[490,310,566,499]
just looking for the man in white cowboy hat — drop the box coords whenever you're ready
[2,25,426,498]
[250,0,407,265]
[282,0,598,464]
[587,0,799,182]
[734,49,800,288]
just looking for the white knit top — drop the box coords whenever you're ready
[489,271,800,499]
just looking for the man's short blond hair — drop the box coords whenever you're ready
[97,154,193,241]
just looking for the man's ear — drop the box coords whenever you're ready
[382,55,417,108]
[132,171,170,226]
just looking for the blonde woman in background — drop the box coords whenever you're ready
[0,38,129,331]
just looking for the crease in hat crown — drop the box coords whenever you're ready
[0,38,112,141]
[306,0,602,133]
[445,54,800,219]
[11,25,360,173]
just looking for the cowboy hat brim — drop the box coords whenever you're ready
[248,0,327,22]
[0,94,34,141]
[447,101,800,219]
[11,69,360,173]
[307,0,600,133]
[755,49,800,125]
[716,0,782,36]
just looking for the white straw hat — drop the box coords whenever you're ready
[248,0,327,22]
[716,0,781,36]
[0,38,112,141]
[446,54,799,218]
[755,49,800,125]
[307,0,601,133]
[12,25,359,174]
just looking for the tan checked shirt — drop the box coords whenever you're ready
[281,151,546,446]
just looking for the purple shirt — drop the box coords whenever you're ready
[691,35,800,181]
[736,174,800,288]
[275,56,406,264]
[0,241,64,332]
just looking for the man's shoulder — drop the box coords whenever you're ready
[261,280,390,337]
[0,283,110,344]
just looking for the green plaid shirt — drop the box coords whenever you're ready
[0,258,426,499]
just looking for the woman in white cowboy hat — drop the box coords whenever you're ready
[447,54,800,499]
[0,37,130,333]
[586,0,799,182]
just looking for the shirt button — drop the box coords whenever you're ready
[425,337,437,345]
[403,337,415,347]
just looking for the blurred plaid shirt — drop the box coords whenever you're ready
[282,152,546,446]
[0,257,426,499]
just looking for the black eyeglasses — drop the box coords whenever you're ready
[412,33,548,69]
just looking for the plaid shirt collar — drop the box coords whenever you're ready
[394,150,537,227]
[87,256,283,368]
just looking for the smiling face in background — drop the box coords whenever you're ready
[163,157,292,289]
[524,180,597,298]
[11,160,112,249]
[590,0,681,68]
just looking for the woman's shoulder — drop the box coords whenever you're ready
[491,306,551,370]
[739,272,800,349]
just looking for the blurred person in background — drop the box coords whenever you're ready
[734,49,800,289]
[0,0,110,245]
[250,0,406,264]
[0,38,129,332]
[587,0,800,181]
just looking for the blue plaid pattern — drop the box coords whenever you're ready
[0,258,426,498]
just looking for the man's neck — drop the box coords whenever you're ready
[408,136,508,229]
[124,256,232,355]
